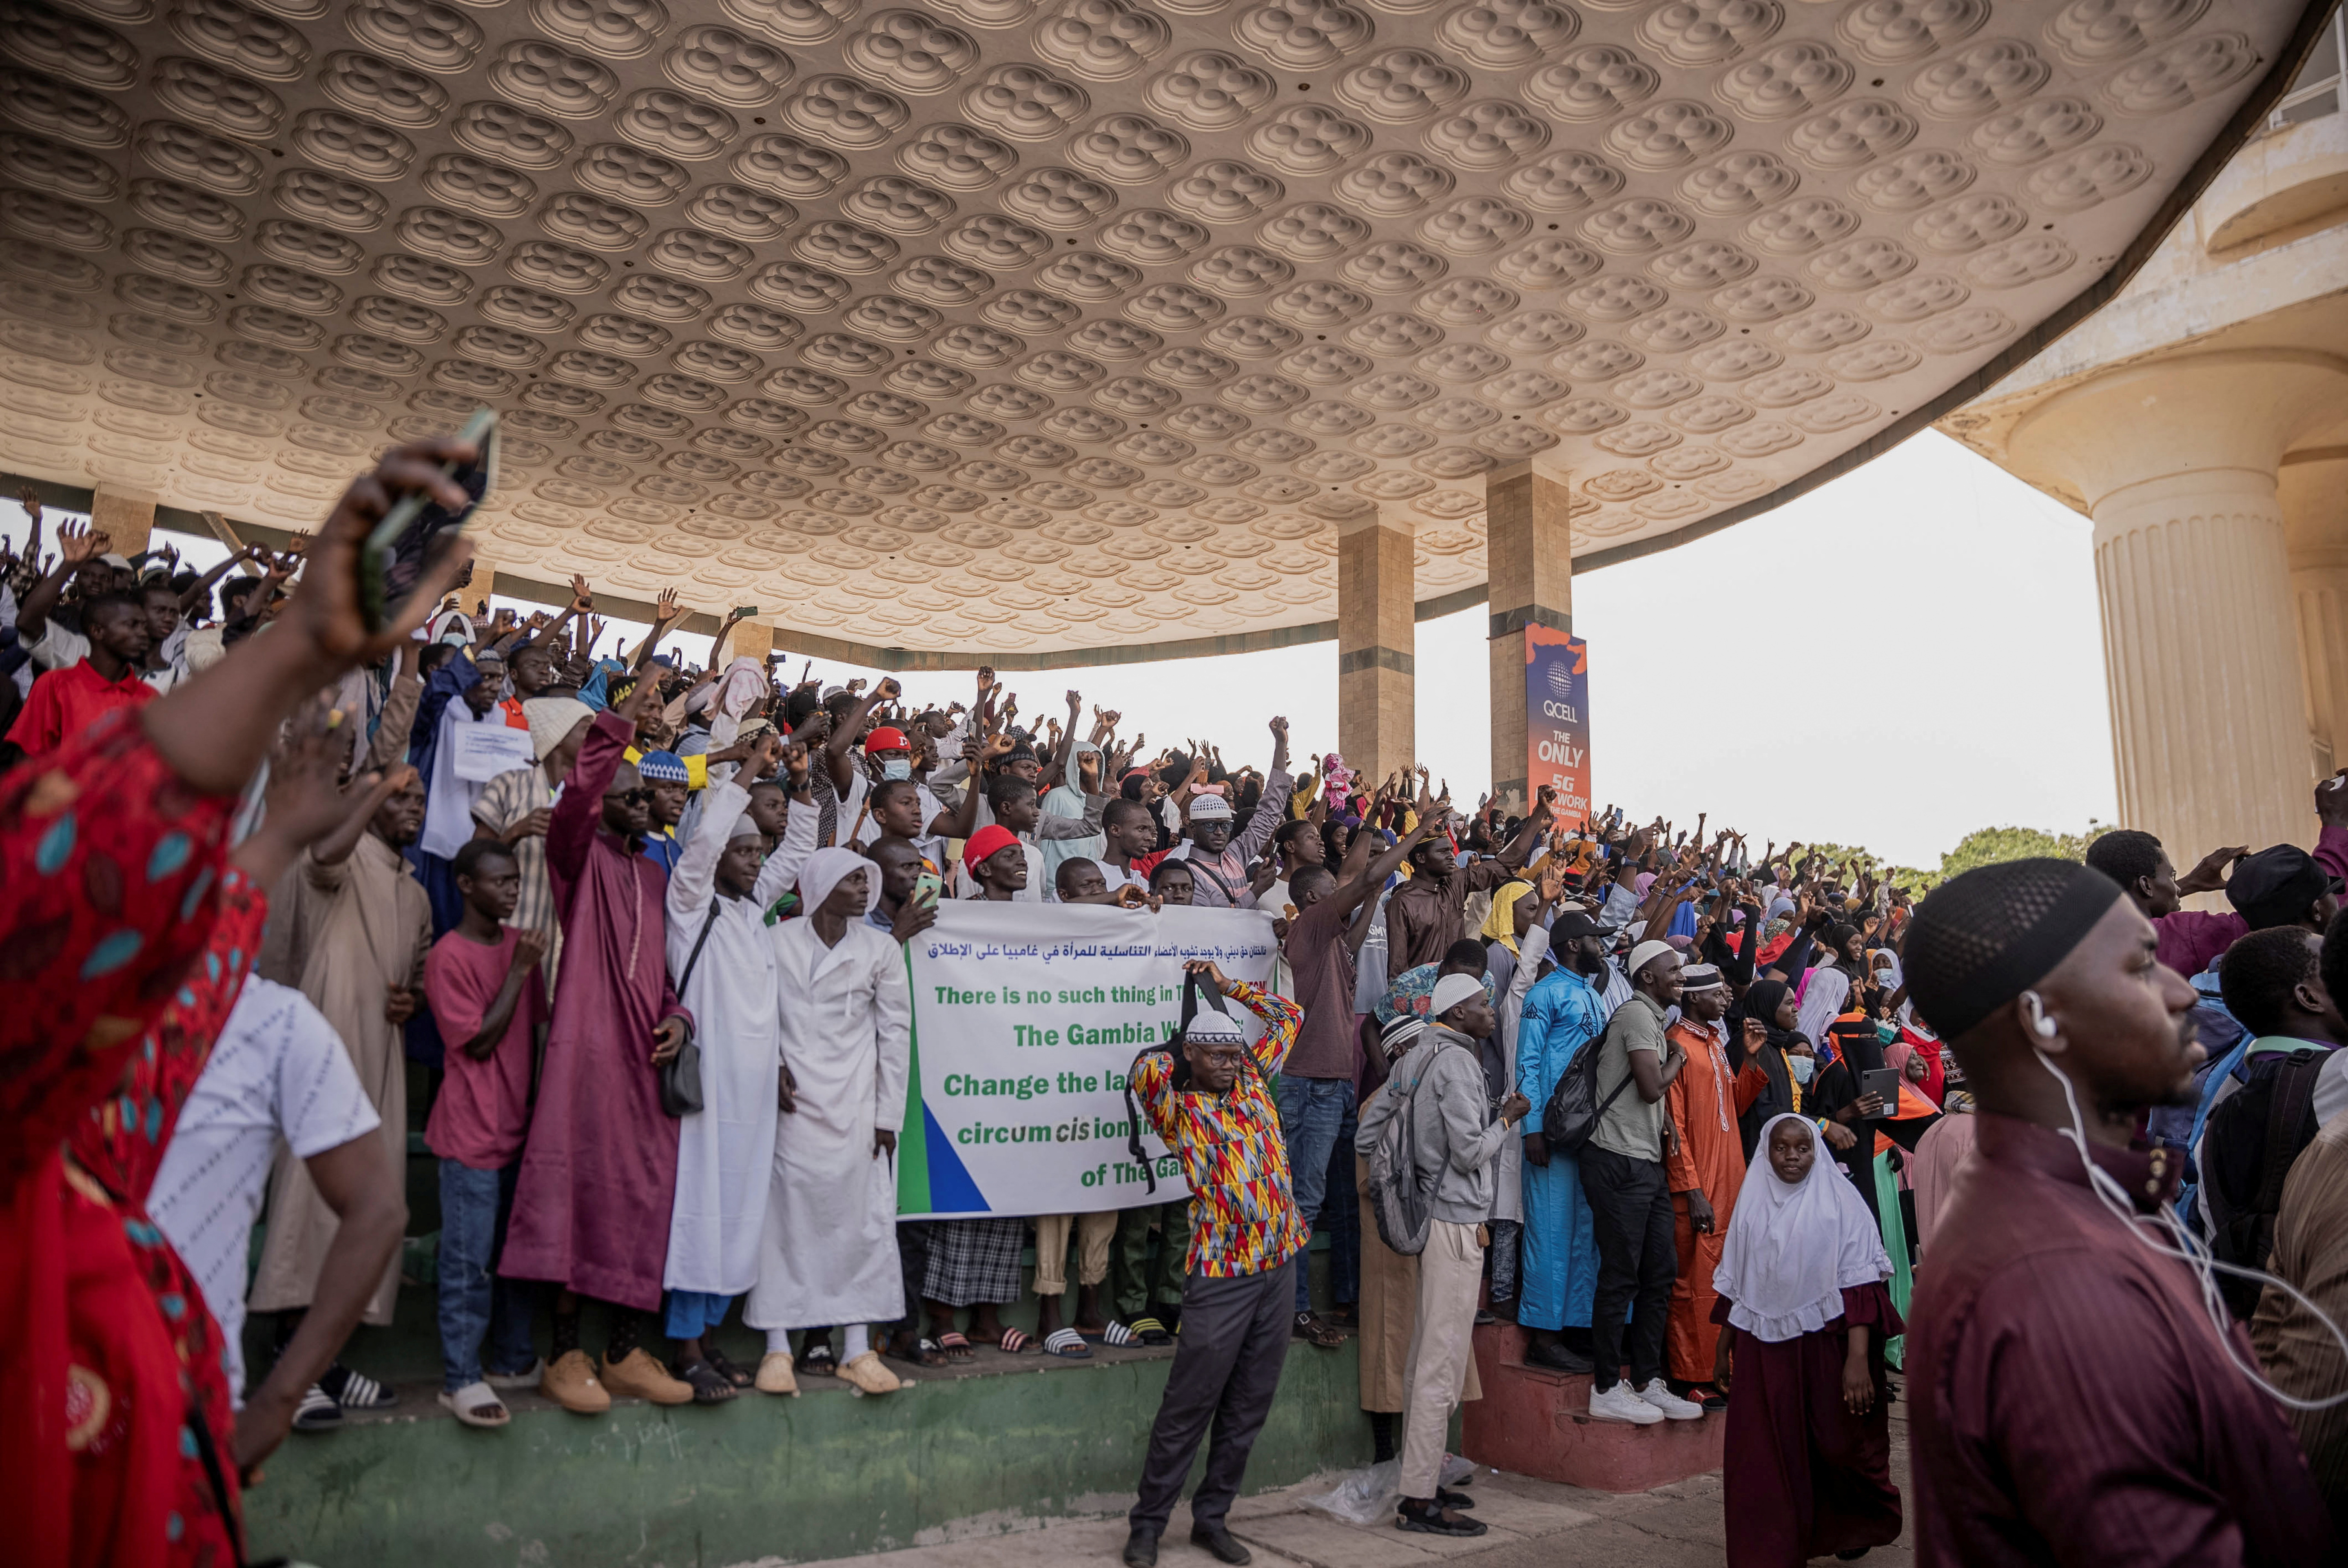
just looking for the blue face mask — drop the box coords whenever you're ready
[881,757,912,781]
[1787,1055,1816,1085]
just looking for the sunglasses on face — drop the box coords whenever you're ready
[608,787,653,808]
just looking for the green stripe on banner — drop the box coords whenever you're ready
[896,945,932,1213]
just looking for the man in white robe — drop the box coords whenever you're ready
[747,845,912,1396]
[659,742,815,1397]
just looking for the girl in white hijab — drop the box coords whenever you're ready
[1708,1113,1904,1568]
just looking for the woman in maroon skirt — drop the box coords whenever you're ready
[1711,1113,1904,1566]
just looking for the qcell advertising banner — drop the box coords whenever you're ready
[896,901,1277,1220]
[1524,625,1592,825]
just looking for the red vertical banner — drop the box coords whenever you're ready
[1524,625,1590,825]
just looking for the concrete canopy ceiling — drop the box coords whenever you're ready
[0,0,2325,659]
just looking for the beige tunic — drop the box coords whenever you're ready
[1356,1153,1481,1412]
[248,834,430,1324]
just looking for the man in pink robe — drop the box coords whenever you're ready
[503,699,696,1411]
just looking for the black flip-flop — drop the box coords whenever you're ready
[705,1348,755,1389]
[796,1342,837,1377]
[675,1359,737,1404]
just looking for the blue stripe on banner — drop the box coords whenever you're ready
[922,1101,990,1214]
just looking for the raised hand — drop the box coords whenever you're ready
[512,929,549,973]
[569,573,593,612]
[56,518,105,565]
[653,586,682,625]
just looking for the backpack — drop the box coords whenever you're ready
[2205,1046,2327,1319]
[1540,1020,1632,1151]
[1120,970,1253,1195]
[1365,1035,1467,1257]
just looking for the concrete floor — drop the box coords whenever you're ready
[784,1412,1917,1568]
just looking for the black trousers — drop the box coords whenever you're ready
[1130,1258,1295,1535]
[1578,1145,1675,1391]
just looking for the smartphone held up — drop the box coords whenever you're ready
[362,406,498,632]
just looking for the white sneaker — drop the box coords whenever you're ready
[1589,1381,1664,1425]
[1636,1379,1705,1421]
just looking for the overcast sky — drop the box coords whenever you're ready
[2,426,2115,869]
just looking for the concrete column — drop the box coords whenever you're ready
[719,617,774,667]
[1485,462,1574,806]
[2011,350,2348,859]
[89,484,154,558]
[2282,450,2348,778]
[461,550,501,609]
[1336,508,1414,785]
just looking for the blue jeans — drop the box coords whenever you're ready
[1275,1076,1355,1313]
[438,1158,537,1391]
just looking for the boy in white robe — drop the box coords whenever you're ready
[660,732,815,1397]
[746,845,912,1396]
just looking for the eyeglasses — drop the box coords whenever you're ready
[609,787,653,808]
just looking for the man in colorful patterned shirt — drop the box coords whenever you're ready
[1124,959,1305,1568]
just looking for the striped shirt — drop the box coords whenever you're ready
[1131,982,1305,1278]
[473,764,558,945]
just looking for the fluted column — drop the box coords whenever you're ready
[2012,350,2348,858]
[2282,450,2348,778]
[1485,462,1574,808]
[1336,507,1414,785]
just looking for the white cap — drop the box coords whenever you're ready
[1188,793,1235,821]
[1184,1007,1246,1047]
[1429,971,1487,1020]
[1626,939,1679,984]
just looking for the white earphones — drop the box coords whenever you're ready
[2033,1046,2348,1412]
[2021,990,2059,1040]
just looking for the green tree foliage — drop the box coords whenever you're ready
[1772,825,2106,899]
[1935,823,2104,880]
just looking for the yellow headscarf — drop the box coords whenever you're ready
[1479,879,1533,954]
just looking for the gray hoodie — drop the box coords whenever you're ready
[1355,1024,1510,1225]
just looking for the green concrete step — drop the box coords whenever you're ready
[245,1332,1371,1567]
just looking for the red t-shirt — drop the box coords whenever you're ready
[6,658,155,756]
[423,926,546,1169]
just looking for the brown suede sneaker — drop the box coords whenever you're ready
[601,1347,692,1406]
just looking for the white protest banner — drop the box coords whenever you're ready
[896,900,1277,1220]
[451,721,535,783]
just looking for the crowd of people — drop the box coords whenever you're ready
[3,440,2344,1568]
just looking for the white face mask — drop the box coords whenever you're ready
[1787,1055,1815,1085]
[880,757,912,781]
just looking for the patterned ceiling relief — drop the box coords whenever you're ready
[0,0,2308,652]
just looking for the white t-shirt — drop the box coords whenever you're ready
[149,978,380,1404]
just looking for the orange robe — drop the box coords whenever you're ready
[1665,1017,1744,1383]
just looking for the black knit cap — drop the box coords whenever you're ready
[1904,858,2125,1041]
